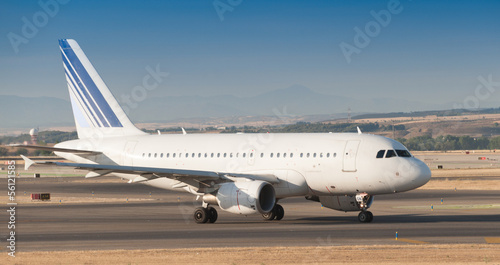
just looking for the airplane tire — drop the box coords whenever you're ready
[367,211,373,222]
[194,207,209,224]
[358,211,373,223]
[262,209,276,221]
[275,204,285,221]
[208,207,218,223]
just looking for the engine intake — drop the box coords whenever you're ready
[204,181,275,215]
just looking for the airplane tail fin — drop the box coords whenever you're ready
[58,39,146,139]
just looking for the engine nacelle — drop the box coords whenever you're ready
[205,181,276,215]
[318,195,374,212]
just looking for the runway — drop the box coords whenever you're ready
[3,176,500,252]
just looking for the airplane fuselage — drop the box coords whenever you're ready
[55,132,431,199]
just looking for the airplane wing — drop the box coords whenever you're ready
[20,155,279,186]
[9,144,101,155]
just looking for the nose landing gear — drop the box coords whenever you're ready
[356,193,374,223]
[358,210,373,223]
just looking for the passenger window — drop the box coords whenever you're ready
[260,153,264,158]
[167,153,170,158]
[224,153,227,158]
[300,153,303,158]
[185,153,188,158]
[290,153,293,158]
[243,153,246,158]
[396,149,412,157]
[198,153,201,158]
[217,153,220,158]
[283,153,287,158]
[326,153,330,158]
[320,153,323,158]
[270,153,274,158]
[307,153,310,158]
[250,153,254,158]
[142,153,145,157]
[148,153,151,158]
[204,153,207,158]
[376,150,385,159]
[313,153,317,158]
[211,153,214,158]
[160,153,163,158]
[386,150,397,158]
[230,153,233,158]
[333,153,337,158]
[277,153,280,158]
[192,153,195,158]
[173,153,176,158]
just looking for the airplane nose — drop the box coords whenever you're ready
[411,159,431,188]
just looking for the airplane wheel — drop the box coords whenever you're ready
[194,207,209,224]
[208,207,218,223]
[366,211,373,222]
[358,211,373,223]
[275,204,284,221]
[262,209,276,221]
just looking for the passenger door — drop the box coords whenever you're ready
[342,140,360,172]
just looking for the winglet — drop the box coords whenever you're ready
[21,155,36,170]
[357,127,362,134]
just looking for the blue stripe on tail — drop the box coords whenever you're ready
[59,39,123,128]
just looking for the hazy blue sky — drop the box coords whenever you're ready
[1,0,499,111]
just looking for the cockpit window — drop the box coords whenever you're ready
[385,150,397,158]
[396,149,412,157]
[376,150,385,158]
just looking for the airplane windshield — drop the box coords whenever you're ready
[376,149,412,158]
[385,150,397,158]
[395,149,412,157]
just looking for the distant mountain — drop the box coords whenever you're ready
[126,85,449,122]
[0,85,473,128]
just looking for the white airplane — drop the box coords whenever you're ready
[18,39,431,224]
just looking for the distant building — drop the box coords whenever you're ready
[29,128,39,145]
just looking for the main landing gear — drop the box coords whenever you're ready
[194,206,218,224]
[262,204,284,221]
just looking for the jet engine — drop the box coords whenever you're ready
[204,181,275,215]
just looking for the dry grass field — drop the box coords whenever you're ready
[7,244,500,265]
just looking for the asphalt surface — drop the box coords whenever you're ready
[2,176,500,251]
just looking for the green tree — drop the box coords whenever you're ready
[15,148,28,156]
[488,136,500,149]
[0,147,8,156]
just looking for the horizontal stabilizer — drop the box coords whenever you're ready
[9,144,101,155]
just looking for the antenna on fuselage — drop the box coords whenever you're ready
[357,127,362,134]
[182,127,187,135]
